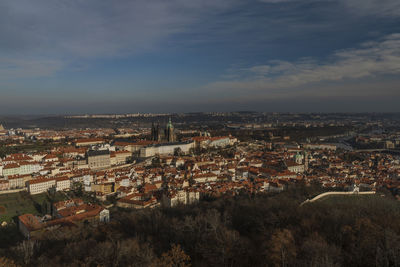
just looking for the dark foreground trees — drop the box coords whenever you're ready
[1,186,400,267]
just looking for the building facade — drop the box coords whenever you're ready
[87,150,111,169]
[139,141,195,158]
[28,178,56,195]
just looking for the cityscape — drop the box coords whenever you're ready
[1,0,400,266]
[0,113,400,265]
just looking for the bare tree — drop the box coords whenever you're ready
[153,244,191,267]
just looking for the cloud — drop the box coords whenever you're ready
[207,33,400,98]
[342,0,400,17]
[0,0,237,58]
[258,0,400,17]
[258,0,297,3]
[0,0,399,81]
[0,0,240,81]
[0,57,64,79]
[0,0,242,79]
[1,0,397,60]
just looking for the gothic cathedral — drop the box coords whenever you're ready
[151,118,176,143]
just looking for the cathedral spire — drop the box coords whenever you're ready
[167,117,173,129]
[165,117,175,142]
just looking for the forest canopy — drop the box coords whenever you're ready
[1,185,400,267]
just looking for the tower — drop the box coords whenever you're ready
[151,122,157,141]
[304,151,309,171]
[294,151,303,164]
[165,118,175,142]
[151,123,162,141]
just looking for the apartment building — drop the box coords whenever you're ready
[87,150,111,169]
[28,178,56,195]
[56,176,71,191]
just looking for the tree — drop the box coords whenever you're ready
[153,244,191,267]
[300,233,341,267]
[174,147,182,156]
[151,157,161,168]
[126,156,135,164]
[14,240,40,266]
[71,182,83,197]
[267,229,296,267]
[0,257,19,267]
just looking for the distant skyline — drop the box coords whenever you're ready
[1,0,400,114]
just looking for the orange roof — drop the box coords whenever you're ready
[18,214,44,231]
[75,138,105,144]
[193,172,217,178]
[3,163,19,169]
[4,153,33,162]
[115,150,131,154]
[44,154,58,159]
[143,183,158,193]
[56,176,70,182]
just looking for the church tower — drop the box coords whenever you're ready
[294,151,303,164]
[151,122,161,141]
[165,118,175,142]
[304,151,309,171]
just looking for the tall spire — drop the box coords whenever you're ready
[165,117,175,142]
[167,117,173,129]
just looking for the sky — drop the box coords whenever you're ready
[1,0,400,114]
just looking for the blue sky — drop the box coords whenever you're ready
[1,0,400,114]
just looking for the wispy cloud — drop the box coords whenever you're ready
[0,57,64,79]
[0,0,241,79]
[258,0,297,3]
[0,0,398,80]
[258,0,400,17]
[0,0,238,58]
[1,0,397,59]
[207,33,400,98]
[342,0,400,17]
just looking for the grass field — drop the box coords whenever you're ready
[0,191,71,223]
[0,192,45,222]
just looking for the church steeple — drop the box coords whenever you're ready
[165,117,175,142]
[151,122,161,141]
[167,117,173,129]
